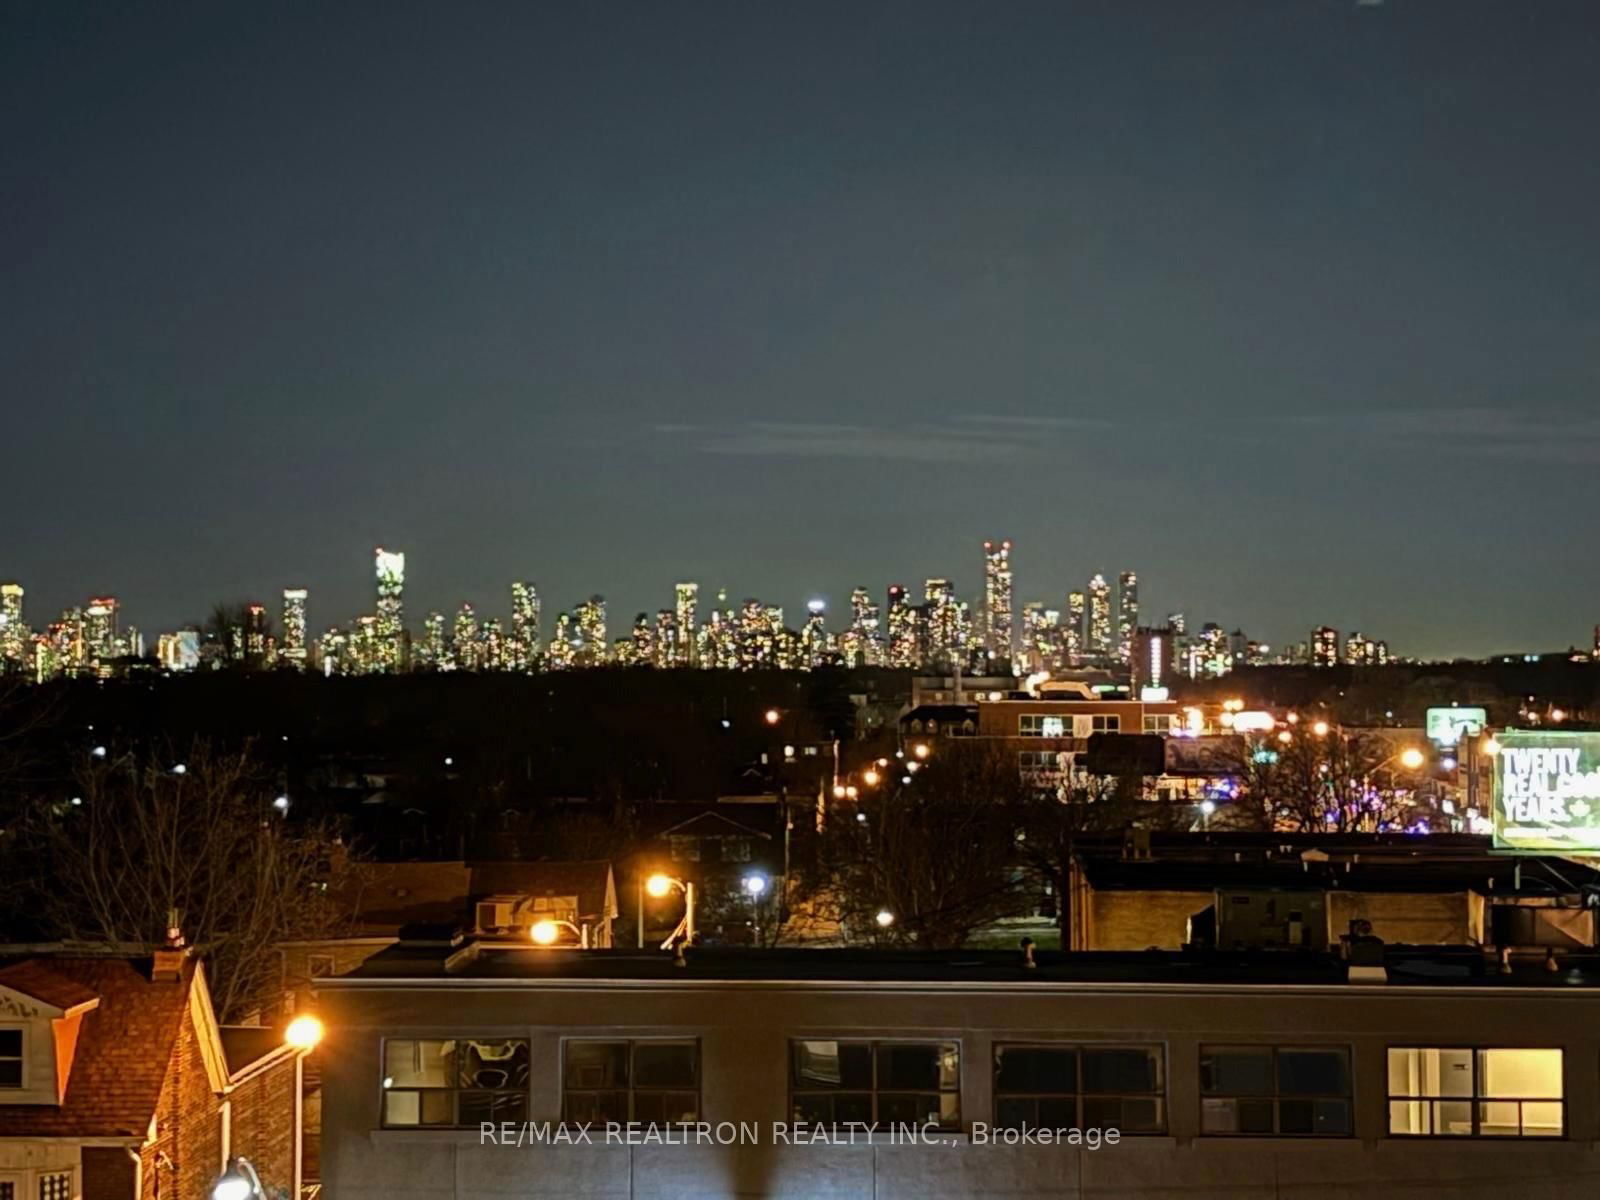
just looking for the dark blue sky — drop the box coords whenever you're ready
[3,1,1598,658]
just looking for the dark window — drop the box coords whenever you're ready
[381,1038,529,1127]
[0,1028,22,1088]
[1200,1047,1350,1137]
[994,1045,1164,1133]
[791,1040,959,1129]
[563,1041,698,1125]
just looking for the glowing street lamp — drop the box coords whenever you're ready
[862,769,881,786]
[210,1159,264,1200]
[742,873,768,897]
[1398,747,1426,771]
[912,743,930,760]
[764,708,781,726]
[283,1015,324,1200]
[1483,736,1501,757]
[1312,721,1330,737]
[529,918,589,948]
[874,909,895,929]
[647,873,696,950]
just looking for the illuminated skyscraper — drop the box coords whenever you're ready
[1021,603,1051,674]
[374,548,405,670]
[1311,626,1340,669]
[886,586,917,668]
[674,583,699,666]
[843,586,882,667]
[924,579,961,669]
[800,601,830,669]
[1086,575,1112,662]
[511,582,540,668]
[1065,590,1086,667]
[574,596,607,665]
[245,604,268,662]
[281,589,308,664]
[85,597,117,672]
[1116,571,1138,665]
[481,617,505,670]
[0,583,24,666]
[452,603,479,671]
[982,539,1014,669]
[422,611,447,668]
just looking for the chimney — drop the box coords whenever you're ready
[152,910,187,982]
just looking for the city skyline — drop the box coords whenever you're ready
[5,4,1600,661]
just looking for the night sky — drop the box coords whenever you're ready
[4,2,1598,659]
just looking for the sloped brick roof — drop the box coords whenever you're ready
[0,956,194,1138]
[0,960,100,1012]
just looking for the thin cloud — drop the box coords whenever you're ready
[1281,406,1600,464]
[653,419,1075,463]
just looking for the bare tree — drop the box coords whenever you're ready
[30,737,360,1021]
[1224,729,1444,833]
[815,742,1032,948]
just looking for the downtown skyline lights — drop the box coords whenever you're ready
[0,541,1398,683]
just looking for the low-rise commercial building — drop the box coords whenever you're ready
[320,943,1600,1199]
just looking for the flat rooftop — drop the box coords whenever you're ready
[322,943,1600,990]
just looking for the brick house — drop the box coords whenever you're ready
[0,949,303,1200]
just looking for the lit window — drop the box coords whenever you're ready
[1019,715,1068,738]
[790,1040,959,1129]
[563,1041,699,1125]
[0,1029,21,1088]
[1142,716,1170,734]
[38,1175,71,1200]
[1387,1048,1562,1138]
[1200,1046,1351,1136]
[381,1038,529,1127]
[995,1044,1164,1133]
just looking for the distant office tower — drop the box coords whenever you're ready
[452,603,479,671]
[1197,623,1230,678]
[1344,632,1390,667]
[983,540,1014,669]
[574,596,607,665]
[842,586,882,667]
[158,629,200,672]
[1086,575,1112,662]
[0,583,23,665]
[1021,603,1051,674]
[374,548,405,670]
[511,582,540,667]
[245,604,268,662]
[1132,625,1181,691]
[886,586,918,668]
[281,589,308,664]
[1065,590,1086,667]
[674,583,698,665]
[800,601,829,669]
[924,579,962,669]
[1116,571,1138,665]
[652,610,676,667]
[422,611,447,668]
[481,618,505,670]
[1166,612,1186,636]
[631,613,656,665]
[547,613,575,670]
[1311,626,1340,668]
[85,597,118,667]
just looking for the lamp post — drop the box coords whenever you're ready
[284,1015,323,1200]
[529,918,590,948]
[211,1157,265,1200]
[646,873,696,950]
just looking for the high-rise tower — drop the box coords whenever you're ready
[374,548,405,670]
[983,539,1014,670]
[1116,571,1139,665]
[1087,575,1112,662]
[281,589,308,664]
[674,583,699,665]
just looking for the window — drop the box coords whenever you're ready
[1200,1046,1351,1136]
[668,836,700,862]
[1142,715,1170,734]
[790,1040,959,1129]
[37,1176,71,1200]
[0,1181,13,1200]
[994,1045,1164,1133]
[1018,751,1065,773]
[381,1038,529,1127]
[1091,715,1121,734]
[1387,1048,1563,1138]
[307,954,337,979]
[0,1029,20,1088]
[563,1040,699,1124]
[1019,714,1068,738]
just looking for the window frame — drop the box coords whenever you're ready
[992,1042,1167,1134]
[1091,714,1121,734]
[1386,1045,1565,1139]
[0,1025,23,1090]
[1018,713,1068,739]
[1199,1044,1353,1138]
[379,1036,531,1129]
[36,1172,72,1200]
[561,1038,701,1127]
[789,1038,962,1131]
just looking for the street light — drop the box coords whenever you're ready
[284,1016,323,1200]
[647,873,696,950]
[210,1159,263,1200]
[742,873,767,897]
[1312,721,1330,737]
[862,769,881,786]
[875,909,895,929]
[1398,747,1426,771]
[529,918,589,948]
[912,743,930,760]
[1483,736,1501,757]
[764,708,781,725]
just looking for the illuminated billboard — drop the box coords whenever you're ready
[1492,730,1600,853]
[1426,706,1487,745]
